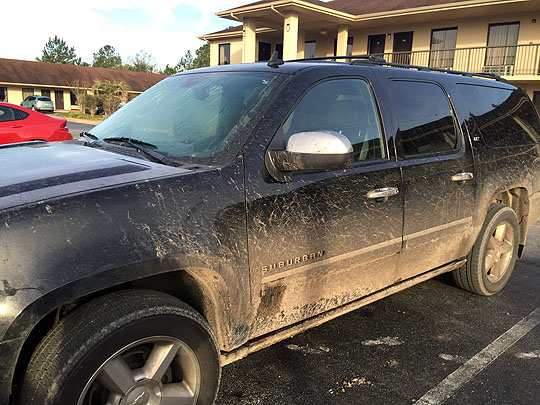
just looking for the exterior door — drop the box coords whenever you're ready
[258,42,272,61]
[384,78,476,277]
[244,75,403,339]
[393,31,413,64]
[368,34,386,56]
[54,90,64,110]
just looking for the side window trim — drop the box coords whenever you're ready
[274,76,391,168]
[388,78,463,160]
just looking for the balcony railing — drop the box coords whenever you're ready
[377,44,540,77]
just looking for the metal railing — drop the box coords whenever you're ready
[375,44,540,76]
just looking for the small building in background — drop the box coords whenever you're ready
[0,58,166,112]
[199,0,540,110]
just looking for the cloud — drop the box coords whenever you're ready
[0,0,247,68]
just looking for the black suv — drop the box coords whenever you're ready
[2,58,540,405]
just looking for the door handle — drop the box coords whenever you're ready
[10,125,23,128]
[367,187,399,200]
[451,172,474,182]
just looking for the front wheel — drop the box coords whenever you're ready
[20,290,221,405]
[453,204,520,296]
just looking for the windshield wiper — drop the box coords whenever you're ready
[102,137,176,167]
[80,131,98,145]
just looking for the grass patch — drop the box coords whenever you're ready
[53,112,106,121]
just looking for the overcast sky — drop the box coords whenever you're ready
[1,1,250,69]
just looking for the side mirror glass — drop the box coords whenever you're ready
[268,131,354,172]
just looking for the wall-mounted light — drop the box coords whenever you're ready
[286,24,290,32]
[320,28,328,36]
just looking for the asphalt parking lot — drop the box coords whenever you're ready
[65,120,96,139]
[217,222,540,405]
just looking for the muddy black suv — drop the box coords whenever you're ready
[2,56,540,405]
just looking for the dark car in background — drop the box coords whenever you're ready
[20,95,54,113]
[0,102,72,144]
[1,58,540,405]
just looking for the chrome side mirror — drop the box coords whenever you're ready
[267,131,354,172]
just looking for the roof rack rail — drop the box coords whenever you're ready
[269,54,507,82]
[285,54,386,64]
[362,59,507,82]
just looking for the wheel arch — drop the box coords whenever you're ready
[9,267,233,402]
[492,186,530,255]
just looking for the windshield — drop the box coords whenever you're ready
[91,71,284,165]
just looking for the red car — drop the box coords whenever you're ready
[0,102,72,145]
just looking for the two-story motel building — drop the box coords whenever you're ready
[199,0,540,111]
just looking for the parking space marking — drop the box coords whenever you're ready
[416,306,540,405]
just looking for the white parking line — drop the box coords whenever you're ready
[416,306,540,405]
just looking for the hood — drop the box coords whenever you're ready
[0,141,188,211]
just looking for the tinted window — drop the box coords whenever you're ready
[457,84,540,147]
[282,79,386,161]
[38,96,51,101]
[14,109,29,120]
[389,81,457,156]
[0,106,16,122]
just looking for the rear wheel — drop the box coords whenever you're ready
[453,204,520,296]
[20,290,221,405]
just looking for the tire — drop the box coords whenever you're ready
[453,204,520,296]
[20,290,221,405]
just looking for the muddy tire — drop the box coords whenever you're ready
[453,204,519,296]
[19,290,221,405]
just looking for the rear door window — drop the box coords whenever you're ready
[457,84,540,147]
[388,80,458,156]
[281,78,386,162]
[0,106,16,122]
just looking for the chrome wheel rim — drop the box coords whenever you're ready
[485,220,514,283]
[77,336,201,405]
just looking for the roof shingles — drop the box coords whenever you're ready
[221,0,475,15]
[0,59,167,92]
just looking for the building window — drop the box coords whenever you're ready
[219,44,230,65]
[305,41,316,58]
[429,27,458,69]
[368,34,386,56]
[22,88,34,100]
[0,87,7,102]
[41,89,51,98]
[70,91,78,106]
[485,22,520,71]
